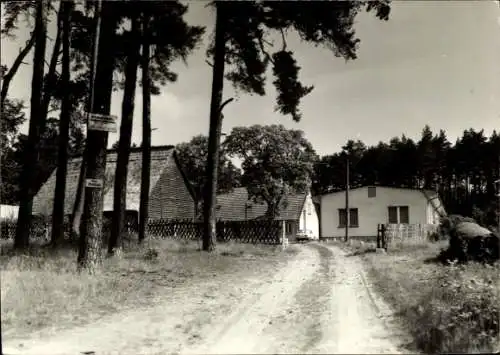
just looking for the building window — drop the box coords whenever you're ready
[339,209,347,227]
[388,206,410,224]
[338,208,359,227]
[399,206,409,224]
[307,202,312,215]
[368,186,376,198]
[349,208,359,227]
[388,206,398,224]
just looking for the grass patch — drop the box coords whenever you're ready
[358,240,500,354]
[0,238,299,338]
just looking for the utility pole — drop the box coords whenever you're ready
[497,153,500,233]
[345,157,350,242]
[1,273,2,355]
[78,0,117,272]
[496,177,500,233]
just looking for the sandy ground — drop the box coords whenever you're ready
[3,243,415,355]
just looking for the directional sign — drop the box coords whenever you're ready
[85,178,104,188]
[87,112,117,133]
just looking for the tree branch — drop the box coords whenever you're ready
[205,60,214,68]
[257,33,274,65]
[219,97,234,114]
[1,31,36,109]
[279,28,287,51]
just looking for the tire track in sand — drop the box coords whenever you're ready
[183,245,322,355]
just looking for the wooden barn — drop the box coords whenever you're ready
[32,145,197,229]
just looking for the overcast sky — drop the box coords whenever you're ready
[2,1,500,156]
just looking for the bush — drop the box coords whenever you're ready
[438,215,499,264]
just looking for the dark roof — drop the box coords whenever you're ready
[32,145,194,216]
[215,187,307,221]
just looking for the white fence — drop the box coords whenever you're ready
[385,223,439,245]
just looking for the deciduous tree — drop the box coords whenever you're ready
[0,97,26,204]
[224,124,316,219]
[175,134,242,216]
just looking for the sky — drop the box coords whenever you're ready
[1,1,500,157]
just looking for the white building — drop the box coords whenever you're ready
[319,185,446,239]
[0,204,19,221]
[216,187,320,241]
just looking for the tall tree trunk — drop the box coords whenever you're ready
[0,33,36,110]
[203,2,228,252]
[71,0,102,241]
[39,0,64,133]
[50,0,73,247]
[138,14,151,244]
[108,14,141,255]
[77,0,115,272]
[14,0,48,250]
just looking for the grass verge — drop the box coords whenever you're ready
[352,240,499,353]
[0,238,299,338]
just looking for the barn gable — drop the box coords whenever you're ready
[32,145,195,220]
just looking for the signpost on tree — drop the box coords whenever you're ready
[77,0,117,273]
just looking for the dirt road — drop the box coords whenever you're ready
[3,243,414,355]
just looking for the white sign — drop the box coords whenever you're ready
[87,112,117,133]
[85,178,104,188]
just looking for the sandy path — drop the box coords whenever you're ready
[314,244,414,354]
[3,243,414,355]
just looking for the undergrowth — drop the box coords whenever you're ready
[360,240,500,354]
[410,261,499,353]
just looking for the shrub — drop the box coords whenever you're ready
[438,215,499,264]
[428,231,442,242]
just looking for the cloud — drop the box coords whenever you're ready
[107,90,209,147]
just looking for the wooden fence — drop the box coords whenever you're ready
[1,218,287,245]
[378,223,439,249]
[146,219,284,244]
[1,220,49,241]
